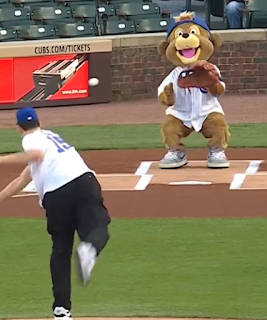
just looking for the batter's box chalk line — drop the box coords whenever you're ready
[17,172,153,197]
[230,160,263,190]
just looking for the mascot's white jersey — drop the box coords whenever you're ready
[158,65,225,132]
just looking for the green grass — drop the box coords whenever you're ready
[1,218,267,319]
[0,123,266,153]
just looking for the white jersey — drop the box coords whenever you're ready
[22,129,94,202]
[158,65,225,132]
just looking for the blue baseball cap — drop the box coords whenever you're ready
[16,107,39,125]
[167,15,211,39]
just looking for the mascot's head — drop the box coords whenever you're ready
[158,11,223,67]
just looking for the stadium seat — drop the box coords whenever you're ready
[67,1,93,6]
[128,13,163,21]
[116,2,160,19]
[210,0,224,17]
[55,0,95,5]
[17,24,56,39]
[11,0,52,6]
[55,22,95,37]
[101,19,135,35]
[44,17,76,24]
[108,0,152,4]
[0,0,10,6]
[135,17,173,33]
[245,0,267,28]
[0,28,17,41]
[0,7,30,22]
[97,4,115,18]
[31,6,72,22]
[71,4,96,22]
[1,18,34,27]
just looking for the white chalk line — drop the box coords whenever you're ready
[13,187,139,198]
[134,174,153,190]
[134,162,154,191]
[245,160,262,174]
[135,161,153,175]
[16,168,155,199]
[230,160,262,190]
[13,159,266,198]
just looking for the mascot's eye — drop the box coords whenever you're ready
[190,28,197,34]
[178,30,183,36]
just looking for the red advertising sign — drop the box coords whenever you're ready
[0,54,90,104]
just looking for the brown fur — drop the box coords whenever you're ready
[162,113,230,150]
[162,115,193,150]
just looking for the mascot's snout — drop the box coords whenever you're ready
[175,32,201,64]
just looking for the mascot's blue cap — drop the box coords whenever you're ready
[166,15,211,39]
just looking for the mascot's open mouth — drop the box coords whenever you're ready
[178,47,200,58]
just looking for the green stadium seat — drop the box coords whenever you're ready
[55,22,95,37]
[128,13,162,21]
[10,0,52,6]
[0,7,30,22]
[0,0,10,6]
[17,24,56,39]
[101,15,118,21]
[31,6,72,22]
[44,17,76,24]
[108,0,152,4]
[135,17,173,33]
[116,2,160,19]
[101,19,135,35]
[245,0,267,28]
[27,2,60,6]
[67,1,93,6]
[0,28,17,41]
[97,4,115,18]
[55,0,95,5]
[1,18,33,27]
[71,4,96,22]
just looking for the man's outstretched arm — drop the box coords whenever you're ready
[0,166,32,202]
[0,150,44,165]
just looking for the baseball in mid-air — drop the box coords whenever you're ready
[89,77,99,86]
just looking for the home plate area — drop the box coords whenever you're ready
[136,159,267,190]
[13,159,267,198]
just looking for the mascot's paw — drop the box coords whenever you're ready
[158,83,175,106]
[178,61,220,89]
[207,82,225,96]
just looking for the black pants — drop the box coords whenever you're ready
[43,172,111,311]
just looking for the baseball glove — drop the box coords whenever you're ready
[178,61,220,89]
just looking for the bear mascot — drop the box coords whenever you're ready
[157,11,230,169]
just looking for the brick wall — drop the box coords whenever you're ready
[111,40,267,101]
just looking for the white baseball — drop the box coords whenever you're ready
[89,77,99,86]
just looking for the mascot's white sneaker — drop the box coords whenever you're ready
[159,150,187,169]
[207,148,229,168]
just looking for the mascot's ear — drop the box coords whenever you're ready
[210,33,222,50]
[157,40,169,56]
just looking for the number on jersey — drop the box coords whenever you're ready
[47,135,72,153]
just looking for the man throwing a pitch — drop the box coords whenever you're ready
[0,107,111,320]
